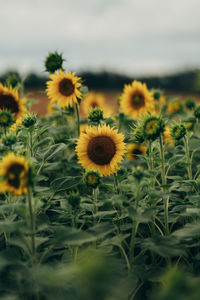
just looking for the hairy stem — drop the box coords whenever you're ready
[75,103,80,136]
[184,135,192,180]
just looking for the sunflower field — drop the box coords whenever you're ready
[1,52,200,300]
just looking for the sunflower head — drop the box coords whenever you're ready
[81,92,113,119]
[185,97,196,110]
[22,114,37,128]
[0,84,27,122]
[152,89,161,101]
[76,124,126,176]
[167,99,183,115]
[163,126,174,146]
[44,51,65,73]
[120,80,156,120]
[2,134,17,147]
[46,70,82,108]
[131,124,145,144]
[84,170,101,189]
[132,166,145,182]
[126,143,147,161]
[0,110,14,128]
[0,153,29,195]
[142,115,165,141]
[160,96,166,106]
[170,123,186,140]
[5,73,21,89]
[88,108,104,124]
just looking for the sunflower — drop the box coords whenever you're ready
[126,143,147,160]
[142,115,165,141]
[81,92,113,118]
[154,95,166,115]
[76,124,126,176]
[0,83,27,123]
[46,70,82,108]
[160,96,166,106]
[0,152,29,195]
[120,80,155,120]
[163,126,174,146]
[167,99,183,115]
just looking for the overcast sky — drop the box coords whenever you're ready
[1,0,200,76]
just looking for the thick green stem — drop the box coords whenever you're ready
[159,136,166,186]
[184,135,192,180]
[75,103,80,136]
[3,127,7,137]
[159,135,169,235]
[129,187,140,264]
[93,188,98,215]
[148,140,153,170]
[27,186,36,259]
[113,173,120,194]
[129,221,139,264]
[29,130,33,157]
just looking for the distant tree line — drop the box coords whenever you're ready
[0,69,200,93]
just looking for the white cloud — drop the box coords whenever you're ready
[0,0,200,74]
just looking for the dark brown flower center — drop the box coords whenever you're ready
[131,93,145,109]
[59,79,74,97]
[132,148,142,159]
[87,136,116,165]
[0,93,19,114]
[7,163,25,189]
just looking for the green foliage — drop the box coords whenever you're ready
[0,71,200,300]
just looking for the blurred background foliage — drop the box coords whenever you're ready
[1,69,200,92]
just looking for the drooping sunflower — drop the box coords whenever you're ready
[46,70,82,108]
[0,83,27,123]
[76,124,126,176]
[81,92,113,118]
[126,143,147,161]
[120,80,155,120]
[0,152,29,195]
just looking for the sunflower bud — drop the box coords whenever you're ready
[132,125,145,144]
[88,108,104,124]
[0,110,14,128]
[142,115,165,141]
[153,89,161,100]
[44,51,65,73]
[185,97,196,110]
[84,170,101,189]
[194,106,200,120]
[2,134,17,147]
[67,191,80,209]
[22,114,37,128]
[132,166,145,182]
[5,73,20,89]
[170,123,186,140]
